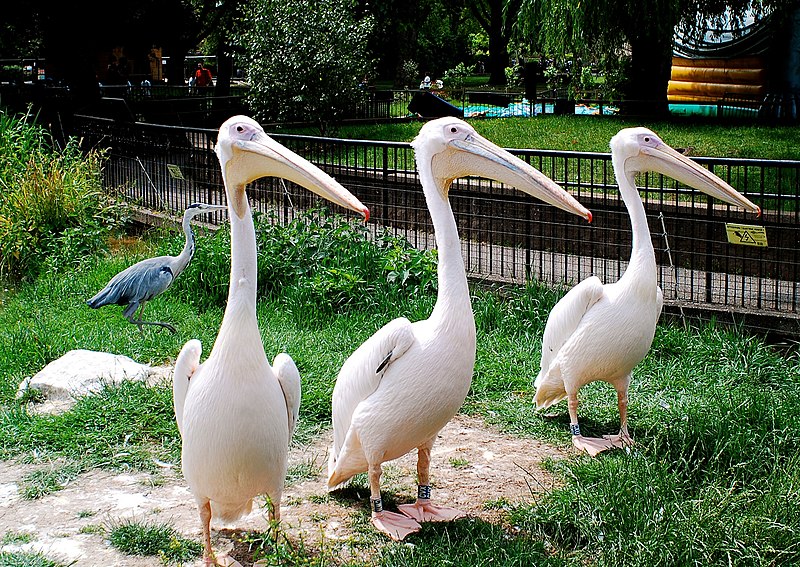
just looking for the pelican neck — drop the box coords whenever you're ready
[613,154,657,288]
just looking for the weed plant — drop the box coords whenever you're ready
[0,551,67,567]
[0,109,127,281]
[1,211,799,565]
[107,517,202,563]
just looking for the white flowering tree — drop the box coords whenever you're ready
[233,0,375,134]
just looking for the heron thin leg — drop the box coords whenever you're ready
[127,303,177,334]
[398,440,465,523]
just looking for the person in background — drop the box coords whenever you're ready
[194,63,213,88]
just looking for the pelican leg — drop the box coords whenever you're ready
[368,461,421,541]
[199,500,215,566]
[603,383,634,448]
[568,391,615,457]
[198,500,242,567]
[398,441,465,523]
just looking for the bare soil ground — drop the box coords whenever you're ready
[0,414,568,566]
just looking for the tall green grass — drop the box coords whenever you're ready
[0,109,126,281]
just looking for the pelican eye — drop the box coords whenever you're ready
[644,136,650,142]
[450,127,457,133]
[237,126,245,132]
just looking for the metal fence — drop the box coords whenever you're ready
[73,116,800,334]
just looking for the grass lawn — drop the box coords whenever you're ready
[280,115,800,161]
[1,212,799,566]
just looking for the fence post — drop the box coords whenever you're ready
[382,144,389,229]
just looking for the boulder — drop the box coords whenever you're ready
[16,349,169,413]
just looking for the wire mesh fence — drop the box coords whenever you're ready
[74,116,800,333]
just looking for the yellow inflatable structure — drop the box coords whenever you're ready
[668,57,767,103]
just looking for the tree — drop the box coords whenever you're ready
[465,0,523,85]
[517,0,790,116]
[234,0,375,134]
[359,0,470,87]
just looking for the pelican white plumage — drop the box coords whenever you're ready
[172,115,369,566]
[534,127,760,457]
[327,117,592,541]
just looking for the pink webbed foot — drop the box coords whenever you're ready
[204,553,242,567]
[371,510,422,541]
[398,500,466,523]
[602,431,634,449]
[572,435,620,457]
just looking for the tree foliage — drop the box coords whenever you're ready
[234,0,375,134]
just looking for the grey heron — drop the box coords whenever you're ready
[87,202,226,334]
[171,115,368,566]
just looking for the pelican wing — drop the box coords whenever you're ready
[172,339,202,435]
[536,276,605,389]
[330,317,416,461]
[273,353,301,442]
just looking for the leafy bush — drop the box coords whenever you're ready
[443,62,474,91]
[0,109,127,280]
[173,208,438,315]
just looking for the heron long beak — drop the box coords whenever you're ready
[642,142,760,215]
[228,131,370,221]
[441,133,592,222]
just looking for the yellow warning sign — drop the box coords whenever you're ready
[166,164,185,180]
[725,223,768,247]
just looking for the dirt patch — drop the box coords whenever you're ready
[0,414,568,566]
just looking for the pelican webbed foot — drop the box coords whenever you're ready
[398,500,466,523]
[571,434,619,457]
[371,510,422,541]
[212,554,242,567]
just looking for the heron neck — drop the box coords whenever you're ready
[173,212,197,274]
[419,166,473,329]
[614,155,656,290]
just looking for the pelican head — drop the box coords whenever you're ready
[412,118,592,222]
[215,115,370,220]
[611,127,760,215]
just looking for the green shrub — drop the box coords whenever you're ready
[0,109,127,280]
[173,208,438,315]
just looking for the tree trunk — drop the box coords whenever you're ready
[621,34,672,116]
[214,45,233,97]
[486,0,508,85]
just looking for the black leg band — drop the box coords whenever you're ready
[570,423,581,436]
[371,498,383,513]
[418,485,431,500]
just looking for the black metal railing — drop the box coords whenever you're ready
[74,116,800,332]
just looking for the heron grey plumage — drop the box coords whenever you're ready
[87,202,226,333]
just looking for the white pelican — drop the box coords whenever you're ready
[172,115,369,565]
[327,117,592,541]
[534,127,760,457]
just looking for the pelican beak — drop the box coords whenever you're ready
[441,133,592,222]
[642,142,760,215]
[228,130,370,221]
